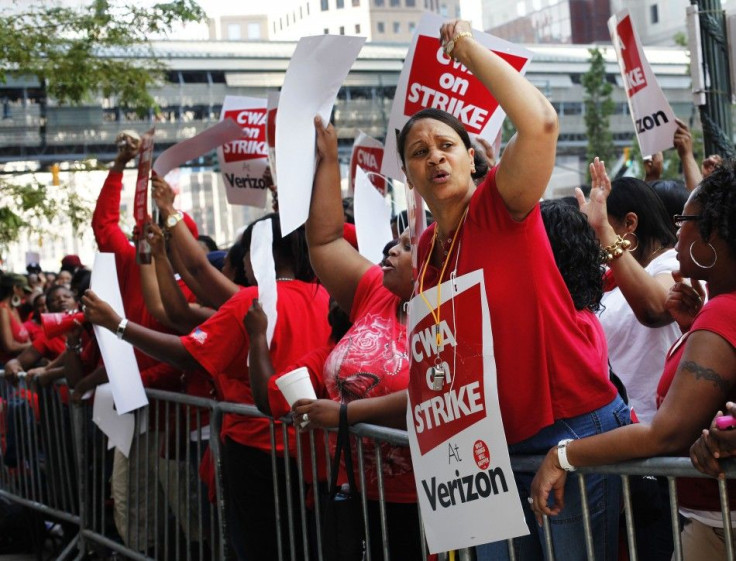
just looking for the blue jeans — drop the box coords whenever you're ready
[476,396,631,561]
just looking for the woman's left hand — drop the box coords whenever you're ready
[439,20,472,58]
[530,447,568,525]
[292,398,341,430]
[81,290,121,332]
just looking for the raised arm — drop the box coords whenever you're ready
[138,223,178,331]
[81,289,201,372]
[673,118,703,191]
[92,133,140,253]
[151,176,238,309]
[306,117,372,314]
[243,299,274,415]
[581,158,676,326]
[441,21,558,219]
[149,224,215,331]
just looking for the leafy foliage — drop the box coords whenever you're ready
[582,48,615,180]
[0,0,205,253]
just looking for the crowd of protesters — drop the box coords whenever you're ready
[2,19,736,561]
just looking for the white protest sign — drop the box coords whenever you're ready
[91,253,148,415]
[407,269,527,553]
[354,167,393,264]
[250,218,277,350]
[382,13,532,181]
[276,34,366,235]
[349,130,385,195]
[217,96,270,207]
[609,10,677,157]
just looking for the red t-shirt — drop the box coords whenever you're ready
[0,303,30,364]
[417,167,617,445]
[181,281,331,452]
[23,320,43,343]
[322,266,415,503]
[656,292,736,511]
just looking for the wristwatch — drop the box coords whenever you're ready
[165,211,183,231]
[444,31,472,59]
[557,439,576,472]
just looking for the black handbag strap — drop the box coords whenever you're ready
[329,403,358,497]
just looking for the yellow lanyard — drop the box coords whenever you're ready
[418,207,468,346]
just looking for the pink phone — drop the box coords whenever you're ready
[715,415,736,430]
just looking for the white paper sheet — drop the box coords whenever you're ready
[91,253,148,415]
[153,119,243,177]
[276,34,366,235]
[354,167,393,264]
[250,219,277,349]
[92,383,136,457]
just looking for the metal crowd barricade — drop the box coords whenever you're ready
[3,371,736,561]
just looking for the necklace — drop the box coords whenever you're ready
[417,206,469,347]
[275,277,294,281]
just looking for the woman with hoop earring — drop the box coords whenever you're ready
[579,172,685,426]
[532,160,736,561]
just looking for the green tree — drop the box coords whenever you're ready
[582,48,615,180]
[0,0,205,254]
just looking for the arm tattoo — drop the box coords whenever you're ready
[679,360,732,395]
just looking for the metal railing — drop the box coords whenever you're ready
[1,372,735,561]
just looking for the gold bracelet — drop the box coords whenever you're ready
[602,235,632,263]
[444,31,473,59]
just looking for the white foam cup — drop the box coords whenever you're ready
[275,366,317,406]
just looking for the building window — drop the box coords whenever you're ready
[227,23,241,40]
[390,0,400,5]
[324,27,329,33]
[393,21,400,33]
[355,23,361,33]
[377,21,385,32]
[321,0,329,10]
[408,21,415,33]
[307,2,310,14]
[337,0,344,7]
[340,25,345,34]
[247,23,261,39]
[406,0,415,5]
[440,4,447,16]
[375,0,384,5]
[650,4,659,24]
[273,21,277,33]
[300,6,303,17]
[279,17,283,29]
[353,0,360,5]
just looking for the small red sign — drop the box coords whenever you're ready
[222,108,268,163]
[473,440,490,470]
[351,146,386,194]
[405,35,528,134]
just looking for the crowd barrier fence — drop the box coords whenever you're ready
[1,372,735,561]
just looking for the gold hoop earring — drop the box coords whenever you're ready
[623,232,639,253]
[689,241,718,269]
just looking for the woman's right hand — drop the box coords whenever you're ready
[314,116,338,164]
[691,403,736,478]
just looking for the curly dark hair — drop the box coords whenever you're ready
[240,213,316,283]
[540,200,605,312]
[693,158,736,259]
